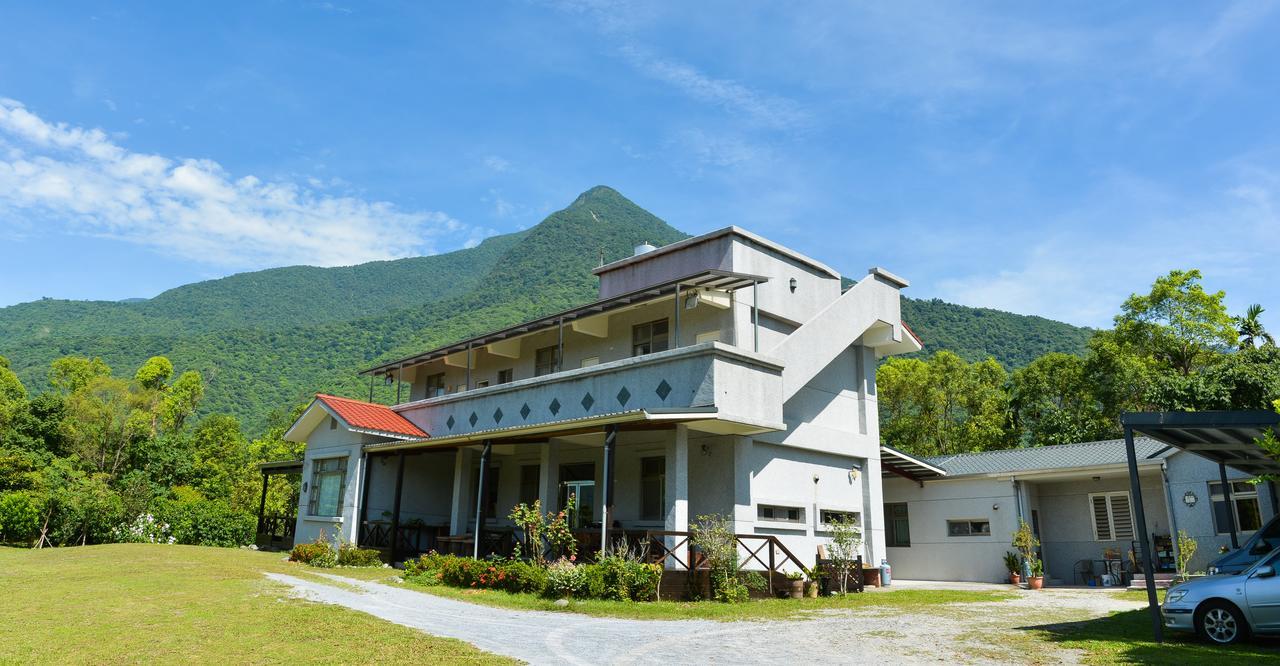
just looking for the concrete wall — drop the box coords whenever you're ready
[1033,471,1167,583]
[1166,451,1280,573]
[294,417,378,544]
[882,476,1020,583]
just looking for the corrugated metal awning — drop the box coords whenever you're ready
[1122,410,1280,477]
[880,444,948,483]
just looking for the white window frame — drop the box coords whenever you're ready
[816,507,861,531]
[307,455,349,519]
[756,503,806,526]
[1089,491,1135,542]
[695,330,721,344]
[1210,481,1262,535]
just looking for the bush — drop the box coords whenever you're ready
[691,514,747,603]
[155,498,254,547]
[595,553,662,601]
[0,491,41,544]
[290,539,337,568]
[337,543,384,567]
[111,513,174,544]
[403,553,548,593]
[545,558,587,598]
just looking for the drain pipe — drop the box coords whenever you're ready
[1161,462,1180,571]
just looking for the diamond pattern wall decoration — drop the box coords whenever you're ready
[520,403,531,420]
[446,415,456,430]
[493,407,504,424]
[655,380,672,400]
[549,398,561,416]
[616,386,631,407]
[469,412,479,427]
[581,392,594,411]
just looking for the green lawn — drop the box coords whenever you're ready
[0,544,512,665]
[397,578,1016,621]
[1025,589,1280,664]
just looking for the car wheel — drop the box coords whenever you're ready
[1196,600,1248,645]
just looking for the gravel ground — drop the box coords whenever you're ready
[265,573,1145,665]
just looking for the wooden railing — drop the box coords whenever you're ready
[642,530,813,596]
[359,521,444,556]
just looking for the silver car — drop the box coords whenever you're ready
[1162,546,1280,645]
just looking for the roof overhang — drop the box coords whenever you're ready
[283,397,429,443]
[363,408,785,453]
[361,269,769,378]
[258,460,304,474]
[593,226,840,279]
[881,445,948,484]
[1122,410,1280,477]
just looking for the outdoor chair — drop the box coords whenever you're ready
[1073,559,1094,585]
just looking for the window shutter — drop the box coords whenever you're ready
[1110,494,1134,540]
[1092,495,1112,541]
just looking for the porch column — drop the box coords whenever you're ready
[1218,461,1239,549]
[664,425,689,569]
[474,440,492,559]
[601,425,618,554]
[450,448,475,535]
[256,472,269,541]
[732,436,754,534]
[863,455,885,566]
[538,440,560,511]
[389,451,406,564]
[356,452,372,546]
[1125,425,1162,643]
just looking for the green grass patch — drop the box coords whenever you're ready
[0,544,512,664]
[396,578,1015,622]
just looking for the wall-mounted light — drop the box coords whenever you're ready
[1183,491,1198,508]
[789,278,797,293]
[993,503,1000,511]
[813,474,821,484]
[700,443,711,456]
[684,291,699,310]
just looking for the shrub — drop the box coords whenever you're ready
[289,540,337,568]
[508,496,578,566]
[545,558,586,598]
[155,498,254,547]
[337,543,384,567]
[691,514,747,603]
[0,491,41,545]
[595,552,663,601]
[111,513,174,544]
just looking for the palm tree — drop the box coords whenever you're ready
[1237,304,1275,349]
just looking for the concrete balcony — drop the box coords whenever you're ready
[388,342,785,445]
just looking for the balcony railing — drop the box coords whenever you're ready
[392,342,784,441]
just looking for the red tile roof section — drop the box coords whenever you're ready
[315,394,428,439]
[902,320,924,347]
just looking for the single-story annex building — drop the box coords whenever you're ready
[882,438,1280,584]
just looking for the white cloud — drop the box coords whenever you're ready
[482,155,511,173]
[0,98,473,268]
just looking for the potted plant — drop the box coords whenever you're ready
[804,573,820,598]
[1027,557,1045,589]
[1011,519,1040,588]
[786,570,805,599]
[1003,551,1022,585]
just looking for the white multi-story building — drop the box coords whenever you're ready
[282,226,924,576]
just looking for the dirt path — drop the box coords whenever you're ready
[265,573,1143,665]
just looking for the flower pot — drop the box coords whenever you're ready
[804,580,819,598]
[1028,576,1044,590]
[1009,573,1021,585]
[789,579,805,599]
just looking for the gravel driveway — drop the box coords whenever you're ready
[265,573,1143,665]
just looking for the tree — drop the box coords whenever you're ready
[159,371,204,433]
[189,414,251,505]
[1113,269,1235,376]
[61,376,142,478]
[1237,304,1275,349]
[0,359,28,437]
[134,357,174,391]
[1011,353,1112,446]
[877,351,1012,457]
[825,515,863,595]
[49,356,111,395]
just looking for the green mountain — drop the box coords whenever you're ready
[0,186,1093,433]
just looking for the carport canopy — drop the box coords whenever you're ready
[1121,410,1280,644]
[880,445,948,485]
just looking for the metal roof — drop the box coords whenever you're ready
[258,460,304,474]
[925,437,1173,477]
[1123,410,1280,477]
[361,269,768,377]
[880,445,948,482]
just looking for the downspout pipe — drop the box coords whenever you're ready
[1161,461,1180,570]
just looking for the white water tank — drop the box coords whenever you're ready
[633,241,657,256]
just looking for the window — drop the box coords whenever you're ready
[535,346,559,377]
[452,384,466,394]
[1089,492,1134,541]
[580,356,600,368]
[469,466,500,519]
[947,520,991,537]
[307,456,348,517]
[820,509,859,526]
[758,504,805,524]
[885,503,910,547]
[519,464,540,506]
[425,373,446,398]
[497,368,514,384]
[475,380,490,388]
[1211,481,1263,534]
[328,417,337,430]
[695,330,721,344]
[640,456,665,521]
[559,463,595,529]
[632,319,669,356]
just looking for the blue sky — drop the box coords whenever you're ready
[1,1,1278,331]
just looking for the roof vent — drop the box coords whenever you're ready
[633,241,657,256]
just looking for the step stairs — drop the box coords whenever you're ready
[1128,573,1177,590]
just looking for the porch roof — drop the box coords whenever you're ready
[1122,410,1280,477]
[359,269,768,378]
[880,445,947,482]
[283,394,429,442]
[924,437,1173,478]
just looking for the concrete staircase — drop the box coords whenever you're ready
[1128,573,1177,590]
